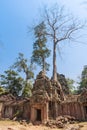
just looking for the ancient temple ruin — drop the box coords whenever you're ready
[30,71,87,122]
[30,71,64,123]
[0,71,87,122]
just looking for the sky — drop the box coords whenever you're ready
[0,0,87,83]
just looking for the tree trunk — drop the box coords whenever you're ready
[53,42,57,81]
[42,57,45,73]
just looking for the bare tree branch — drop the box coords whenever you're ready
[40,4,86,81]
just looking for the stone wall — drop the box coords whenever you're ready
[22,102,30,120]
[57,102,84,120]
[4,106,13,119]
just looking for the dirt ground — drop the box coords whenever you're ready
[0,121,87,130]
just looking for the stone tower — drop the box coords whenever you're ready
[30,71,64,123]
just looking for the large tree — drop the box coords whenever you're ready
[31,22,50,72]
[11,53,34,97]
[42,5,84,81]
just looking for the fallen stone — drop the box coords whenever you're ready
[64,125,80,130]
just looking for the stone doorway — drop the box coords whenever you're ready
[36,109,41,121]
[30,103,48,123]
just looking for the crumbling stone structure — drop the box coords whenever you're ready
[30,71,87,122]
[30,71,63,123]
[0,93,30,120]
[0,71,87,123]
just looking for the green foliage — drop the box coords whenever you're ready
[82,66,87,79]
[31,22,51,72]
[0,86,6,95]
[0,69,24,96]
[66,78,76,94]
[78,66,87,93]
[11,53,34,80]
[57,74,69,94]
[13,107,23,118]
[22,81,33,97]
[11,53,34,97]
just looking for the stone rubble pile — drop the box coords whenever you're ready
[46,115,77,128]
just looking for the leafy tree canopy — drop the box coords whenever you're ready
[11,53,34,80]
[0,69,24,96]
[31,22,51,72]
[78,65,87,93]
[66,78,76,94]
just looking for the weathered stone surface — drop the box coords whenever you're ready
[45,115,77,128]
[57,73,69,94]
[31,71,64,103]
[46,119,65,128]
[0,71,87,123]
